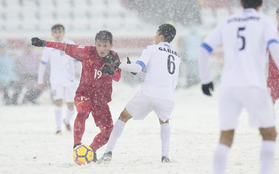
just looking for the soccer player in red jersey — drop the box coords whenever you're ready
[267,9,279,104]
[31,30,121,162]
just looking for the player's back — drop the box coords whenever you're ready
[140,42,180,100]
[218,9,276,89]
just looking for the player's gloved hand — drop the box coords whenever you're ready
[31,37,46,47]
[104,51,121,68]
[202,82,214,96]
[102,64,115,76]
[127,57,137,75]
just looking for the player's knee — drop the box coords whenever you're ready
[119,110,132,123]
[76,103,91,117]
[76,106,90,120]
[261,129,277,140]
[76,112,89,120]
[67,102,74,111]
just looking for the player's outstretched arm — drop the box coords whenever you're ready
[31,37,84,61]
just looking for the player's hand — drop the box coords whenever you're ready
[202,82,214,96]
[104,51,120,68]
[127,57,137,75]
[102,64,115,76]
[31,37,46,47]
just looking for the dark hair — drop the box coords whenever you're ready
[51,24,65,31]
[241,0,262,9]
[95,30,113,44]
[158,24,176,43]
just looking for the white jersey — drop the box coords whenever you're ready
[201,8,279,89]
[38,38,79,87]
[137,42,180,101]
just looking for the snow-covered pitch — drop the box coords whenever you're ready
[0,82,278,174]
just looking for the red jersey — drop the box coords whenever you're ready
[45,41,121,103]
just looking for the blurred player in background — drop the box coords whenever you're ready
[267,8,279,104]
[37,24,81,135]
[98,24,180,163]
[31,30,121,162]
[16,41,42,105]
[0,40,22,105]
[199,0,279,173]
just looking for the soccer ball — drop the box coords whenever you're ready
[72,144,94,165]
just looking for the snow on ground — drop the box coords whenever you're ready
[0,81,279,174]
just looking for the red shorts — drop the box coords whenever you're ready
[74,93,113,127]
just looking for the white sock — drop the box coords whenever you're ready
[54,106,63,131]
[161,123,170,157]
[106,120,125,152]
[65,108,74,124]
[260,141,276,174]
[213,144,230,174]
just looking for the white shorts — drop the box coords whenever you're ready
[219,87,276,130]
[126,90,174,122]
[51,84,75,102]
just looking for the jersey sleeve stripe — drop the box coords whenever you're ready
[136,60,146,69]
[267,39,279,48]
[201,43,213,53]
[40,61,47,65]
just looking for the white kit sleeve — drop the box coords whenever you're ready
[198,22,224,84]
[119,63,142,73]
[198,47,212,84]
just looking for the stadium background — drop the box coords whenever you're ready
[0,0,278,103]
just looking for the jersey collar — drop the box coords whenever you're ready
[243,8,256,13]
[158,42,170,48]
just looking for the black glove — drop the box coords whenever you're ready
[103,51,120,68]
[102,64,115,76]
[202,82,214,96]
[127,57,137,75]
[31,37,46,47]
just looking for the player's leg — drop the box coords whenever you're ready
[159,119,171,163]
[99,91,152,163]
[213,130,234,174]
[154,98,174,163]
[213,87,242,174]
[243,87,276,174]
[98,108,132,163]
[259,127,277,174]
[106,108,132,150]
[89,103,113,162]
[51,84,64,134]
[64,85,76,131]
[73,94,91,147]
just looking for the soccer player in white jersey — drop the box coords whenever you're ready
[38,24,81,135]
[199,0,279,173]
[98,24,180,163]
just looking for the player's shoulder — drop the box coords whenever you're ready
[259,13,274,24]
[145,44,157,50]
